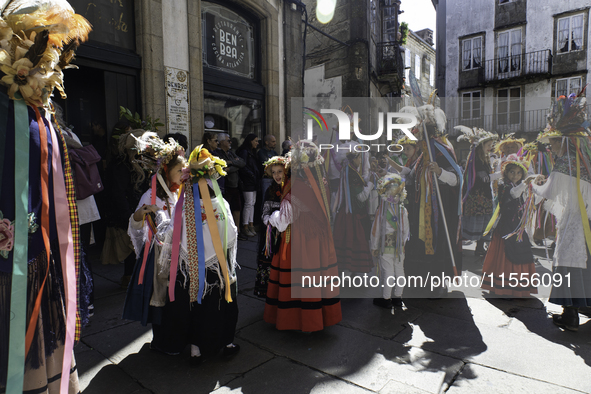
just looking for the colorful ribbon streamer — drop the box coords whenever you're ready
[168,183,185,302]
[138,175,157,285]
[192,182,206,304]
[6,97,29,394]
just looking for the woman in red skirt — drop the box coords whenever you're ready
[264,141,342,331]
[481,154,538,298]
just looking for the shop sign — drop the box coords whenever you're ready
[165,67,190,136]
[202,4,254,79]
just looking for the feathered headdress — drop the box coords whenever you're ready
[396,103,447,140]
[376,173,406,204]
[291,139,324,169]
[0,0,92,106]
[132,132,186,174]
[494,133,526,155]
[538,85,591,143]
[455,126,498,147]
[263,154,291,177]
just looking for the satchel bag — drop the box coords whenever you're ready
[69,144,104,199]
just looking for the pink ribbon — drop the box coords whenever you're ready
[49,122,76,394]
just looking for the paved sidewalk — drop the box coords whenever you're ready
[77,240,591,394]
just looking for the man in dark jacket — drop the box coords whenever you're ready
[214,133,248,240]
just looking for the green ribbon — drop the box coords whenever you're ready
[6,98,29,394]
[210,178,228,255]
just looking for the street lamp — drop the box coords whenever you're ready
[316,0,336,24]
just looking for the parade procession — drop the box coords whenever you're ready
[1,0,591,393]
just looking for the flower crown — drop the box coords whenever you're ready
[396,135,417,146]
[264,155,290,177]
[494,134,526,154]
[376,173,407,204]
[188,144,227,181]
[0,3,92,107]
[133,132,185,173]
[501,154,529,176]
[291,140,324,169]
[538,89,591,143]
[456,126,498,147]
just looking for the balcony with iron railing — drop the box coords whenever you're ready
[483,49,552,83]
[447,107,552,136]
[376,41,403,77]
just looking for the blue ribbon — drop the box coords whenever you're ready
[433,141,463,215]
[7,97,29,394]
[345,165,352,213]
[193,183,206,304]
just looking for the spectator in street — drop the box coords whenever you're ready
[202,131,219,154]
[258,134,278,198]
[236,134,261,237]
[281,139,292,156]
[214,133,247,240]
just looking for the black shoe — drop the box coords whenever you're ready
[391,297,404,308]
[552,307,579,332]
[373,298,392,309]
[223,343,240,356]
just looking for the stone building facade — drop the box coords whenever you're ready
[433,0,591,159]
[59,0,306,148]
[401,29,437,105]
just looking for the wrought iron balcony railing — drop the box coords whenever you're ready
[376,41,403,77]
[483,49,552,82]
[447,108,552,136]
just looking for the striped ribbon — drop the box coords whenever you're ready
[575,141,591,255]
[6,98,29,394]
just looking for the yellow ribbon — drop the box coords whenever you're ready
[198,178,233,302]
[483,204,501,236]
[575,141,591,256]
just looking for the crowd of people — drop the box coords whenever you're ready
[2,2,590,385]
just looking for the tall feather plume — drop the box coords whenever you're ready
[57,37,77,69]
[24,28,47,66]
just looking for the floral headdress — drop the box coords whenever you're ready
[132,132,185,174]
[500,153,529,176]
[538,87,591,143]
[376,173,407,204]
[396,135,417,146]
[188,144,227,181]
[0,2,92,107]
[456,126,498,147]
[291,139,324,169]
[494,133,526,155]
[264,154,290,177]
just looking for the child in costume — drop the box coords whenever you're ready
[456,126,498,255]
[264,140,342,331]
[371,173,409,308]
[481,154,538,298]
[254,155,290,298]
